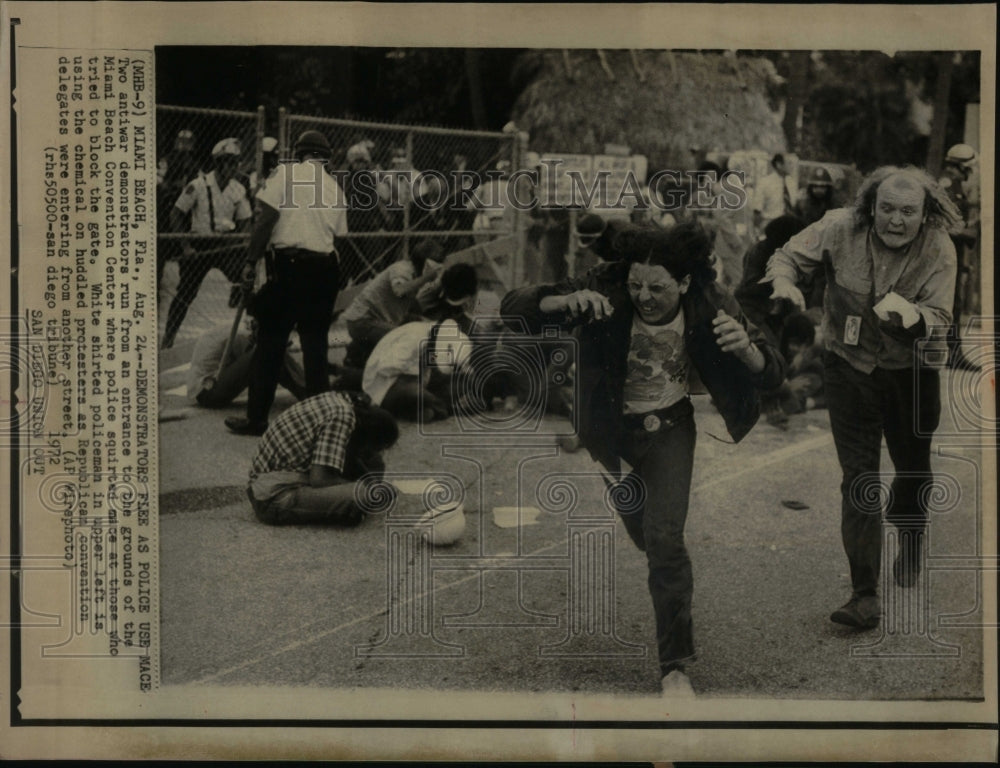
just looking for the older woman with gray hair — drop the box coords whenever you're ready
[765,166,960,631]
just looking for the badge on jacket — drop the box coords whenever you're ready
[844,315,861,345]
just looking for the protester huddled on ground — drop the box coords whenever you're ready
[341,241,446,369]
[416,262,480,329]
[361,318,473,423]
[760,311,826,428]
[734,214,809,344]
[246,390,399,526]
[187,319,306,408]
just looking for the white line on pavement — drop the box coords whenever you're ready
[190,432,836,685]
[160,362,192,376]
[694,433,835,494]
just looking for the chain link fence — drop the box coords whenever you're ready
[156,104,265,349]
[155,105,526,352]
[281,110,522,294]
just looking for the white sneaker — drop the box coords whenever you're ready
[660,669,696,698]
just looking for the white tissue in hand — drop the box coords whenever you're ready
[873,292,919,328]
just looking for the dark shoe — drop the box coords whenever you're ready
[334,505,366,527]
[893,530,924,589]
[764,402,789,430]
[341,341,366,370]
[225,416,268,436]
[830,594,880,629]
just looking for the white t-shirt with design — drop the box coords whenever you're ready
[623,311,689,414]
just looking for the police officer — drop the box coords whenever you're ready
[226,130,348,436]
[796,166,837,224]
[162,137,253,349]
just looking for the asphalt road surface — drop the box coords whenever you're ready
[156,342,987,700]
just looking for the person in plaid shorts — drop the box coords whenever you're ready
[247,391,399,526]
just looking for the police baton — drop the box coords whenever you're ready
[216,254,258,382]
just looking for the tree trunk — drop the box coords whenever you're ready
[782,50,811,153]
[926,52,954,177]
[465,49,488,130]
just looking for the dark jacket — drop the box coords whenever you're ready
[501,261,785,471]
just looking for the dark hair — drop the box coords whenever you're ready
[352,402,400,453]
[628,221,716,288]
[772,153,785,167]
[763,215,807,248]
[441,263,478,301]
[410,240,443,274]
[780,312,816,359]
[698,160,723,176]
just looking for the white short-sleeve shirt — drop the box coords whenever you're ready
[753,171,798,224]
[173,171,252,234]
[256,160,348,254]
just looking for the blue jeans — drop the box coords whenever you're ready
[615,400,697,676]
[248,471,365,526]
[823,352,941,596]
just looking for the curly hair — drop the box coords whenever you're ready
[626,221,717,288]
[852,165,962,232]
[350,401,399,453]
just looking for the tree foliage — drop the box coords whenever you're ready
[760,50,980,172]
[156,47,980,171]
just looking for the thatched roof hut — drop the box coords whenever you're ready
[512,50,788,172]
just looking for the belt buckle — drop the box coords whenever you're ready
[642,413,661,432]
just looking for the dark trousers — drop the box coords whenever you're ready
[380,372,452,422]
[946,234,971,359]
[823,352,941,596]
[196,348,306,408]
[247,251,339,424]
[615,401,698,675]
[344,317,397,370]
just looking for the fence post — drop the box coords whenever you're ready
[510,132,526,288]
[278,107,288,161]
[567,209,578,279]
[254,105,265,185]
[403,129,413,261]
